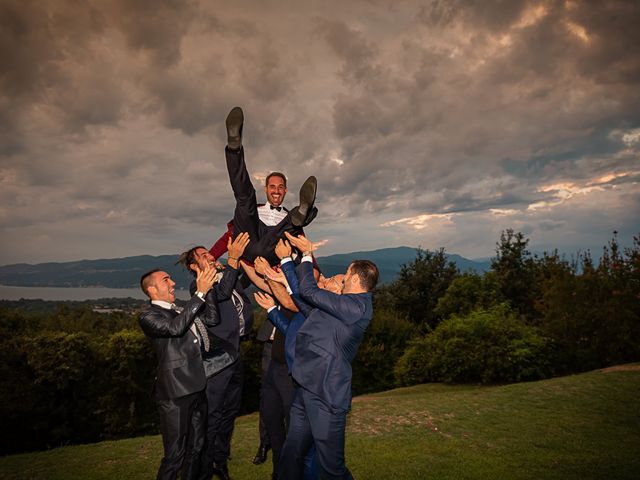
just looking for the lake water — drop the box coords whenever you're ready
[0,285,190,301]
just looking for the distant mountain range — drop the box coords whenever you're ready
[0,247,491,289]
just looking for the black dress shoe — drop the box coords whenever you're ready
[212,462,231,480]
[291,176,317,227]
[226,106,244,150]
[290,205,318,228]
[252,443,270,465]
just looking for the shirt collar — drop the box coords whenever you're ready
[151,300,173,310]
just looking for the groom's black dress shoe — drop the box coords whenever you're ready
[291,175,317,227]
[212,461,231,480]
[252,443,270,465]
[226,106,243,150]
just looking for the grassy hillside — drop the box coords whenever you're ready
[1,365,638,479]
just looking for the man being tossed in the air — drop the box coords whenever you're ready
[209,106,318,267]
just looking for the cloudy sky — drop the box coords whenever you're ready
[1,0,638,265]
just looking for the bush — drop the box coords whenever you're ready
[98,329,157,438]
[394,304,553,385]
[352,309,415,395]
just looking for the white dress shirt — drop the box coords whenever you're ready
[257,203,288,226]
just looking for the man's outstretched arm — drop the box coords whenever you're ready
[296,260,367,324]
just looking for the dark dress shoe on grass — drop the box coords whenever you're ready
[212,461,231,480]
[226,106,244,150]
[252,443,270,465]
[291,176,317,227]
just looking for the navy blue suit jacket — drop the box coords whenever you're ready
[289,260,373,411]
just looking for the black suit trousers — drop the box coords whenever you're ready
[258,341,273,445]
[263,359,295,477]
[199,358,244,479]
[156,390,207,480]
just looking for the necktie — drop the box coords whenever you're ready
[193,317,210,352]
[231,290,245,335]
[270,205,282,211]
[171,303,209,352]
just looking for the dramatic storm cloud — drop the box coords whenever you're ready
[0,0,638,264]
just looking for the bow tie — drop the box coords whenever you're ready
[270,205,282,212]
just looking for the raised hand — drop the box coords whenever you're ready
[195,262,217,294]
[254,256,270,276]
[264,266,287,285]
[275,238,292,260]
[227,232,250,268]
[284,231,313,255]
[254,291,276,310]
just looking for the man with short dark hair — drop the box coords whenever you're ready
[138,265,218,480]
[277,232,379,480]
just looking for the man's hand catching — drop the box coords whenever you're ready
[284,232,314,256]
[195,263,217,294]
[275,239,292,260]
[254,256,270,276]
[227,232,250,269]
[254,291,276,310]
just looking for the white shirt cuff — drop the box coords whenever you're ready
[267,305,278,313]
[302,255,313,263]
[281,257,293,265]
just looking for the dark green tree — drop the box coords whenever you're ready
[375,248,458,330]
[491,229,538,320]
[435,271,500,319]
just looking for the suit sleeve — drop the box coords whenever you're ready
[138,295,204,338]
[202,289,221,327]
[282,260,313,317]
[267,308,290,335]
[215,265,240,301]
[209,221,233,260]
[297,261,367,325]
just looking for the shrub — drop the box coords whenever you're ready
[98,329,157,438]
[352,309,415,395]
[395,304,553,385]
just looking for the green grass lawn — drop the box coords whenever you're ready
[1,365,639,479]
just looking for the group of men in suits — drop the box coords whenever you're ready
[251,233,378,480]
[139,232,252,480]
[138,106,378,480]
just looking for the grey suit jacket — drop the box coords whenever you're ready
[139,292,218,400]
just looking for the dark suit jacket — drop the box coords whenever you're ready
[186,265,253,381]
[139,293,218,400]
[289,260,373,412]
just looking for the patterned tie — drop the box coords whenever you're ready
[171,303,209,352]
[193,317,210,352]
[231,290,245,336]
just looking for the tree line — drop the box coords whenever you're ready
[1,230,638,454]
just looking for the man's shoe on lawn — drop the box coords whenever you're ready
[212,462,231,480]
[252,443,270,465]
[226,106,243,150]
